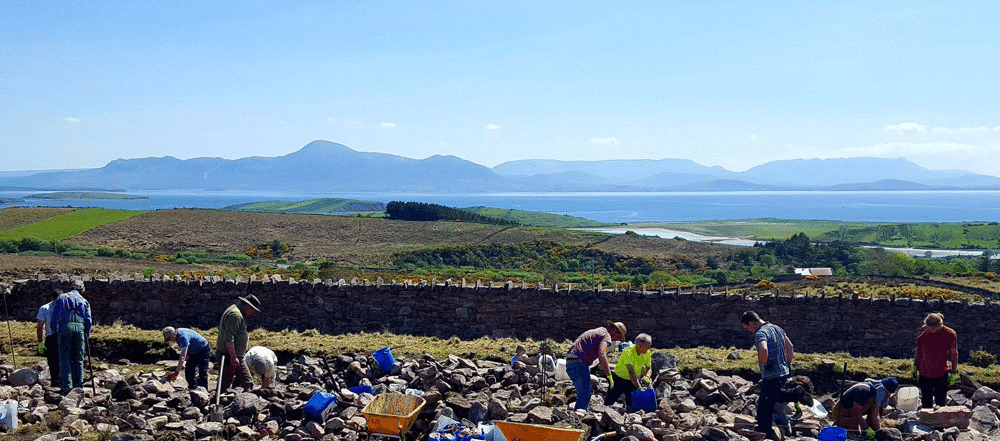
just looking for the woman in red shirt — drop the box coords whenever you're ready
[914,313,958,408]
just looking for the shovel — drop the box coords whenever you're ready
[209,355,226,422]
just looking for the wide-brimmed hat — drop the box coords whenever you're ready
[239,294,262,312]
[606,320,627,342]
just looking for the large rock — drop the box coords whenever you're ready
[972,386,1000,402]
[9,368,39,387]
[918,405,972,429]
[228,392,269,417]
[527,406,554,424]
[488,398,509,420]
[969,405,1000,435]
[195,421,224,437]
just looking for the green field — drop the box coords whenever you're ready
[0,208,145,241]
[463,206,614,228]
[637,218,1000,250]
[224,198,385,214]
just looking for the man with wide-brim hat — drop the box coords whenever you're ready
[565,320,627,412]
[215,294,261,391]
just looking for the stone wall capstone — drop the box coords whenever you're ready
[4,275,996,360]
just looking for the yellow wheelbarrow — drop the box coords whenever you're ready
[493,421,587,441]
[361,393,427,441]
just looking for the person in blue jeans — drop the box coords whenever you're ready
[52,280,92,393]
[163,326,212,389]
[740,310,811,440]
[566,320,627,411]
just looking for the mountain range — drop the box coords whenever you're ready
[2,140,998,192]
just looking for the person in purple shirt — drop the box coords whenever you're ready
[51,280,92,393]
[565,320,627,412]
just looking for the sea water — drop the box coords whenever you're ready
[2,189,1000,224]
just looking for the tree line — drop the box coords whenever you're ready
[385,201,518,225]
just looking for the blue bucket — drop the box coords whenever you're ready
[630,387,656,412]
[348,384,373,395]
[373,347,396,372]
[818,426,847,441]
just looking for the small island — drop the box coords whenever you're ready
[25,191,148,201]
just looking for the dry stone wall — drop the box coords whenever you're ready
[5,275,998,360]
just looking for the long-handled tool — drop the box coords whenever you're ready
[210,355,226,422]
[85,336,97,396]
[2,287,15,367]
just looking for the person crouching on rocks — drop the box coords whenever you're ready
[604,333,653,411]
[163,326,212,390]
[245,345,278,389]
[566,320,627,412]
[832,377,898,431]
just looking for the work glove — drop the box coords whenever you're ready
[167,372,179,382]
[640,376,651,386]
[607,375,614,388]
[37,342,46,355]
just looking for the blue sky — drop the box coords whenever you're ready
[2,1,999,175]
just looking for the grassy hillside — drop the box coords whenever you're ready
[0,208,145,241]
[224,197,385,214]
[0,207,77,231]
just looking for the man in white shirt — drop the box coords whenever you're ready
[245,346,277,388]
[35,289,60,387]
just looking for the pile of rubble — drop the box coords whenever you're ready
[1,352,999,441]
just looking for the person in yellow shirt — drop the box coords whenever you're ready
[604,333,653,410]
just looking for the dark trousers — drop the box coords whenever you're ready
[45,333,60,387]
[57,319,85,391]
[216,350,253,391]
[757,376,798,436]
[186,349,211,389]
[604,373,638,409]
[919,374,949,408]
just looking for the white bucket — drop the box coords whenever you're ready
[555,358,570,381]
[896,386,920,412]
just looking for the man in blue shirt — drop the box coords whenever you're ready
[741,310,811,439]
[163,326,212,389]
[52,280,92,393]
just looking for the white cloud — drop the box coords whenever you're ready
[276,120,285,126]
[485,123,501,131]
[931,125,991,134]
[379,122,397,129]
[783,143,794,148]
[63,117,80,124]
[884,122,927,133]
[747,133,758,141]
[590,137,619,144]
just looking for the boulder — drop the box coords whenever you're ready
[969,405,1000,435]
[919,405,972,429]
[9,368,39,387]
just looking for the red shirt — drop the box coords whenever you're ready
[915,325,957,378]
